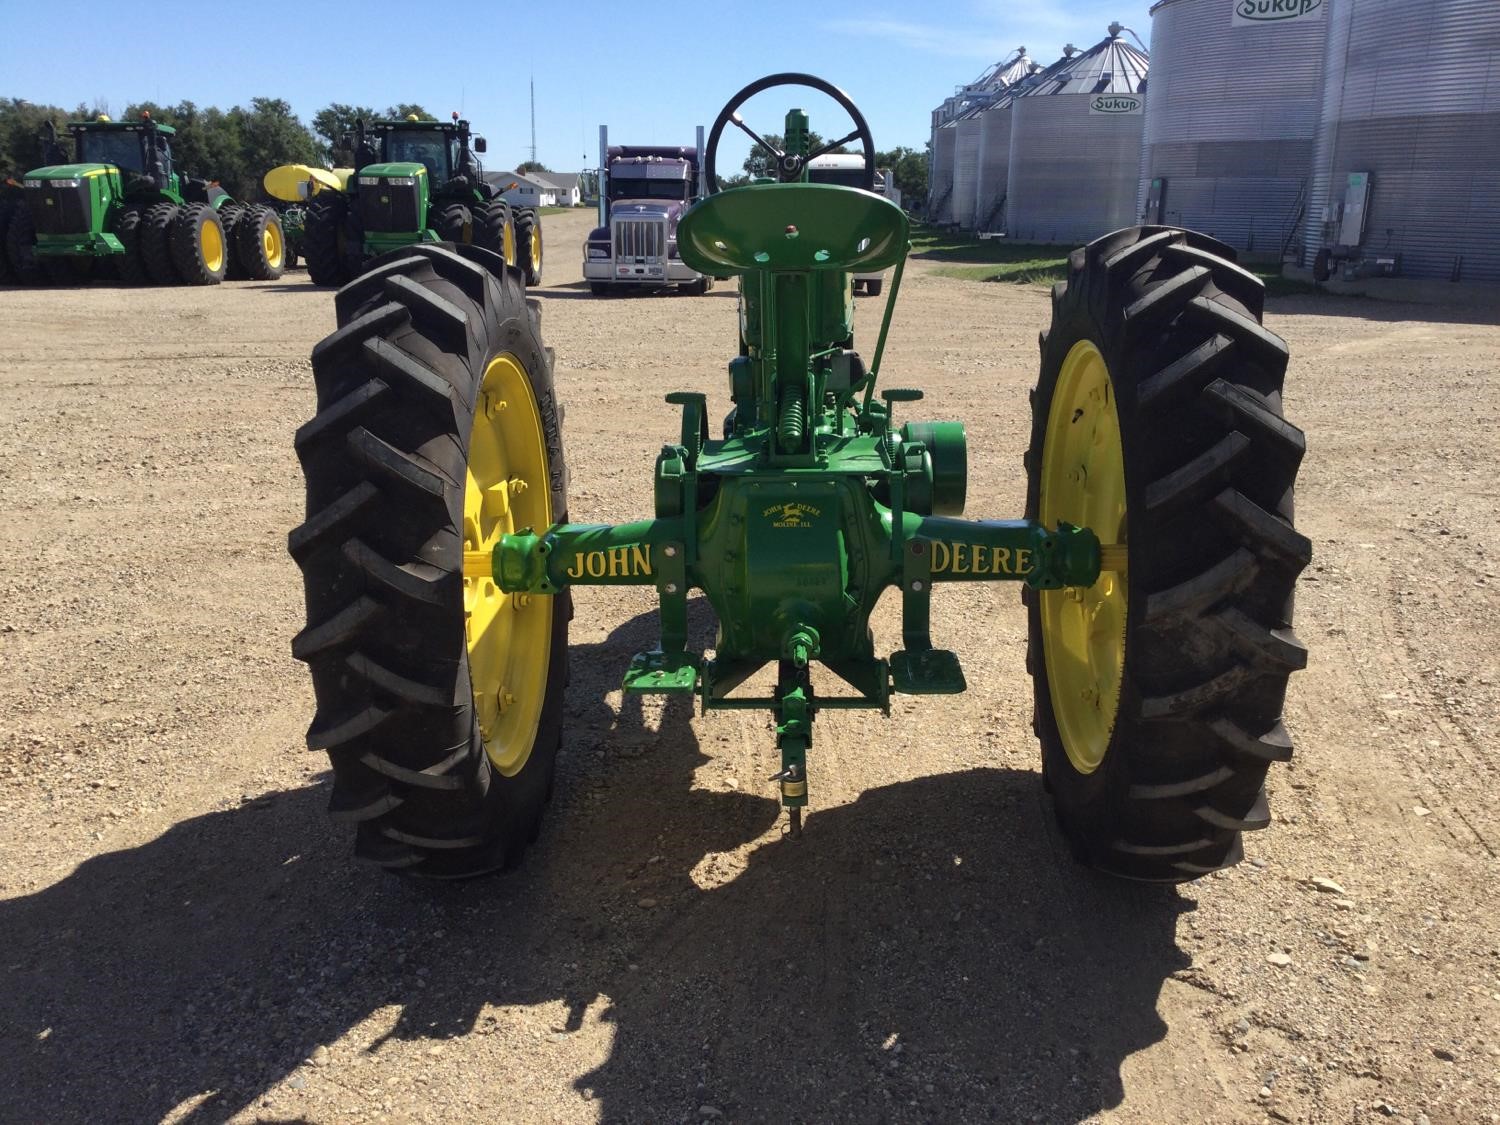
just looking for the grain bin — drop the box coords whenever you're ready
[1140,0,1327,258]
[1006,27,1150,244]
[928,49,1028,223]
[973,64,1047,233]
[1303,0,1500,283]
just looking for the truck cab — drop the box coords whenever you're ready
[584,141,713,295]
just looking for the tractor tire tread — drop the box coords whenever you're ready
[1025,224,1305,883]
[291,242,569,877]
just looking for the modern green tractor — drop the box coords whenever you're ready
[289,75,1309,881]
[299,113,542,288]
[5,115,286,286]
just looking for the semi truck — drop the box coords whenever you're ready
[583,126,714,296]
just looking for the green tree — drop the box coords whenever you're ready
[739,131,845,178]
[312,103,377,166]
[874,146,927,205]
[236,97,317,195]
[384,104,431,120]
[517,160,551,175]
[0,98,72,177]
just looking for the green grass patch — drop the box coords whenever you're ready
[909,223,1067,285]
[537,205,575,216]
[1252,267,1323,298]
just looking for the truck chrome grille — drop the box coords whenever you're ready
[613,218,665,261]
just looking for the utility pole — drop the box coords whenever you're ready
[529,76,537,166]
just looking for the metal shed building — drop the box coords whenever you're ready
[1302,0,1500,283]
[1139,0,1327,258]
[1006,28,1150,244]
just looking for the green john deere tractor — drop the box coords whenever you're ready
[4,115,286,286]
[298,113,542,288]
[290,75,1309,881]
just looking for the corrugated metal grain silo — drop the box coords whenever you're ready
[973,64,1046,234]
[929,120,958,223]
[1140,0,1327,257]
[1006,27,1151,244]
[951,113,984,228]
[1302,0,1500,282]
[928,49,1028,224]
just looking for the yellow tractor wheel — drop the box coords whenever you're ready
[1025,226,1310,881]
[515,208,543,286]
[169,202,227,285]
[290,243,570,876]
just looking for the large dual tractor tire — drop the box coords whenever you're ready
[170,203,228,285]
[112,205,150,285]
[1025,225,1310,882]
[234,205,286,280]
[433,201,472,245]
[474,199,516,268]
[304,194,364,287]
[219,203,251,279]
[4,204,46,285]
[289,244,570,876]
[140,202,181,284]
[513,207,542,286]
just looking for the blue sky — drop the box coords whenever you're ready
[1,1,1153,174]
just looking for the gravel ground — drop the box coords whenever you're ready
[1,209,1497,1124]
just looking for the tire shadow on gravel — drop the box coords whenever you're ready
[0,602,1192,1124]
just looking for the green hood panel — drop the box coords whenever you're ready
[25,163,112,180]
[358,162,428,179]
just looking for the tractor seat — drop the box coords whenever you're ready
[677,183,908,277]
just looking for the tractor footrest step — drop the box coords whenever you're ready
[623,651,700,695]
[890,649,967,695]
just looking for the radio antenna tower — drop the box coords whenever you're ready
[529,76,537,165]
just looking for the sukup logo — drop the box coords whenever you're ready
[762,502,821,529]
[1089,95,1142,115]
[1233,0,1323,25]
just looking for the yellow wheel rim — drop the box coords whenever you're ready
[263,221,283,268]
[503,221,516,267]
[464,354,553,776]
[1039,339,1128,774]
[531,223,542,274]
[201,219,224,274]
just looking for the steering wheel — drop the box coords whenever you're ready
[703,73,876,195]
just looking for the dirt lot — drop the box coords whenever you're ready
[1,208,1497,1124]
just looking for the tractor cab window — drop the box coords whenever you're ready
[156,137,173,180]
[385,131,450,183]
[607,174,690,203]
[77,130,145,173]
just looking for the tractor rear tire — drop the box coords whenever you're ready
[235,205,286,280]
[141,202,181,284]
[112,204,149,285]
[219,204,249,279]
[290,243,570,877]
[433,201,472,245]
[514,207,542,285]
[473,199,515,266]
[170,203,228,285]
[0,200,16,284]
[4,204,45,285]
[1025,225,1309,882]
[305,194,362,287]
